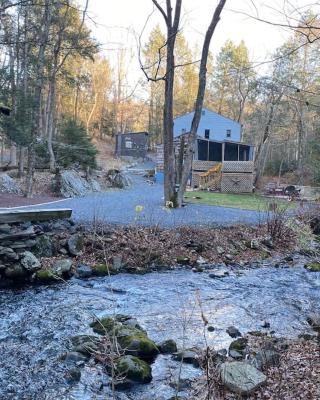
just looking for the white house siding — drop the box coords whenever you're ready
[173,108,241,142]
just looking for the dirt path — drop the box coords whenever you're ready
[0,193,62,208]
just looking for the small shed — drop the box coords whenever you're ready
[115,132,149,159]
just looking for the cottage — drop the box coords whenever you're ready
[156,108,255,193]
[173,108,253,162]
[115,132,149,159]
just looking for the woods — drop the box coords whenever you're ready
[0,0,319,201]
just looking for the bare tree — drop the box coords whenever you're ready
[143,0,227,207]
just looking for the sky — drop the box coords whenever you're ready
[82,0,319,92]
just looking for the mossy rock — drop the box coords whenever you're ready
[229,338,248,353]
[304,262,320,272]
[115,325,159,360]
[158,339,177,354]
[34,235,54,257]
[90,317,118,335]
[176,256,190,265]
[35,269,57,282]
[71,335,103,356]
[93,264,115,276]
[260,250,271,259]
[173,349,200,367]
[115,355,152,384]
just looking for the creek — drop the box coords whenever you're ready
[0,263,319,399]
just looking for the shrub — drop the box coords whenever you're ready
[56,118,97,170]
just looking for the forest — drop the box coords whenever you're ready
[0,0,319,198]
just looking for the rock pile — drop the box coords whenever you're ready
[53,169,131,198]
[0,173,22,194]
[55,170,101,198]
[67,314,178,390]
[0,219,81,286]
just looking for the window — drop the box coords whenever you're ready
[181,128,186,134]
[202,110,205,116]
[125,140,132,149]
[204,129,210,139]
[226,129,231,138]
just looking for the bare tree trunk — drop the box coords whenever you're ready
[26,0,52,198]
[0,140,4,166]
[177,0,227,207]
[18,146,25,177]
[163,19,179,205]
[47,80,56,171]
[9,142,17,166]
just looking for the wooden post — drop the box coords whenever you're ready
[238,144,240,161]
[222,142,225,162]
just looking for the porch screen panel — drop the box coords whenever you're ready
[224,143,238,161]
[198,139,208,160]
[239,145,250,161]
[208,142,222,161]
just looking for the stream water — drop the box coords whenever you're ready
[0,263,319,400]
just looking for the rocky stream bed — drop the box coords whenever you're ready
[0,261,319,400]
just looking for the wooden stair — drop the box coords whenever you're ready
[199,163,222,190]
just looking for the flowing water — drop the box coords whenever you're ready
[0,263,319,400]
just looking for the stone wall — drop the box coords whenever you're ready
[0,219,83,287]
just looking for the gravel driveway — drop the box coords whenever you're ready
[11,174,263,227]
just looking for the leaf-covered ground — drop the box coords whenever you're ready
[192,336,320,399]
[77,223,297,272]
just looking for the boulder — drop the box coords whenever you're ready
[90,316,119,335]
[304,262,320,272]
[229,350,243,360]
[52,259,73,276]
[90,316,158,360]
[229,338,247,358]
[307,313,320,332]
[173,349,200,367]
[0,173,22,194]
[57,170,101,198]
[115,355,152,384]
[226,326,242,338]
[75,264,93,278]
[35,270,56,282]
[209,269,229,279]
[71,335,103,356]
[4,264,27,280]
[116,326,159,360]
[0,247,19,260]
[34,235,54,258]
[67,234,84,256]
[20,251,41,272]
[176,256,190,265]
[105,169,131,189]
[250,348,280,371]
[158,339,177,354]
[220,361,266,395]
[112,255,123,271]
